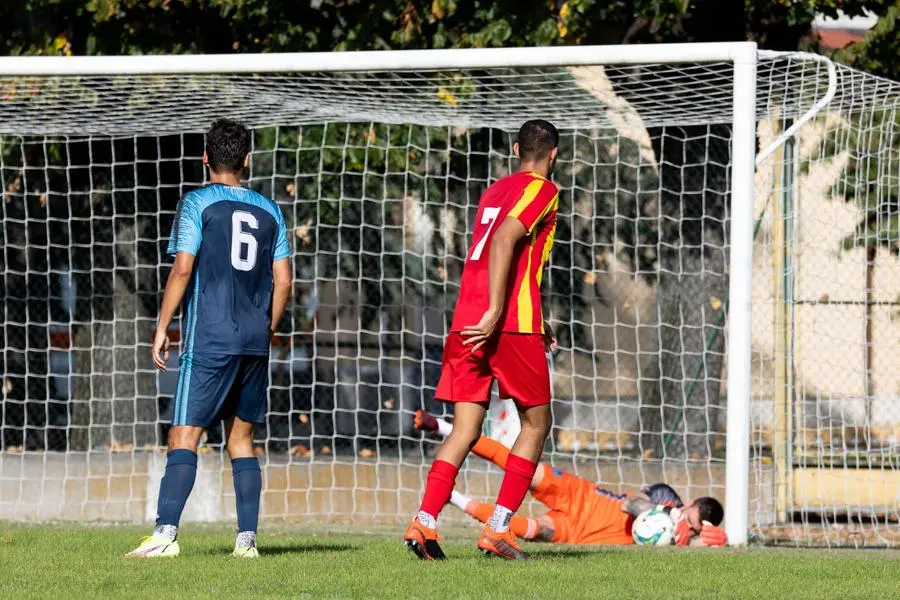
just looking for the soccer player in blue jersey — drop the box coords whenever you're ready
[126,120,292,559]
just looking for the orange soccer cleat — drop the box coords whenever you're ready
[476,526,530,560]
[414,410,439,433]
[403,519,447,560]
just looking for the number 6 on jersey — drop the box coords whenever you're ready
[231,211,259,271]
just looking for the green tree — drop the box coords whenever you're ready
[1,0,896,455]
[833,3,900,256]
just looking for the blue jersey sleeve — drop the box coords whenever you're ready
[273,206,290,261]
[167,193,203,256]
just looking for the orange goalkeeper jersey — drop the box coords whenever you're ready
[531,466,634,545]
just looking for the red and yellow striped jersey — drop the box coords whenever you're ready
[451,171,559,334]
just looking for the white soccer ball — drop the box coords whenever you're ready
[632,507,675,546]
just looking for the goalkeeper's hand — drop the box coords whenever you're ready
[700,522,728,547]
[660,505,692,547]
[673,516,692,547]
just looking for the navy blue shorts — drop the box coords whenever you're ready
[171,353,269,427]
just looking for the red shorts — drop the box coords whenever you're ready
[434,332,550,408]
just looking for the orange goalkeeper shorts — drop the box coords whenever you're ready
[532,465,634,545]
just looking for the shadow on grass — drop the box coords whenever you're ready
[529,548,605,559]
[264,543,357,556]
[200,543,357,557]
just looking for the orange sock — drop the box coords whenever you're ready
[466,500,495,524]
[471,436,510,469]
[464,500,539,539]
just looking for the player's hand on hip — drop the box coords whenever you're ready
[461,309,501,352]
[699,522,727,547]
[151,329,171,372]
[542,320,558,353]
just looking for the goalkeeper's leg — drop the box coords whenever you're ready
[449,491,547,541]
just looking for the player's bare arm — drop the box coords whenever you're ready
[152,251,195,372]
[461,216,527,352]
[621,493,656,518]
[270,257,292,338]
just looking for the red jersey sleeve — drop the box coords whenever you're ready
[507,178,559,233]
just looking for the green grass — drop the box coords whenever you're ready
[1,524,899,599]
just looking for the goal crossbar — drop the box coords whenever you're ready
[0,42,758,75]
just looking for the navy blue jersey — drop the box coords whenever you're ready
[167,183,290,356]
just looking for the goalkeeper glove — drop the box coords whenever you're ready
[663,506,691,547]
[657,505,692,547]
[673,517,692,546]
[700,521,728,547]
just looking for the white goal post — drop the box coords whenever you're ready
[1,43,897,548]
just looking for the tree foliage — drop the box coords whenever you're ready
[1,0,897,454]
[0,1,892,57]
[828,3,900,253]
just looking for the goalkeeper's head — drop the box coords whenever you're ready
[681,496,724,534]
[515,119,559,178]
[204,118,251,176]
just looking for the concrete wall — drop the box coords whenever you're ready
[0,452,773,526]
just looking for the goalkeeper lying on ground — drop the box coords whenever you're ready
[415,411,728,547]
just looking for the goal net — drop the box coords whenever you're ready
[0,45,898,547]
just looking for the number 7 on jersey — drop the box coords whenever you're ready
[469,206,501,261]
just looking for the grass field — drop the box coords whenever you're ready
[1,523,899,599]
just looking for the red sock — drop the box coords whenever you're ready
[419,459,459,518]
[495,454,537,513]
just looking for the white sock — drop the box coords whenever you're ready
[235,531,257,548]
[449,490,470,512]
[416,510,437,529]
[487,504,514,533]
[436,418,453,438]
[153,524,177,541]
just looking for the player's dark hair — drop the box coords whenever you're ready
[517,119,559,160]
[205,118,251,173]
[696,497,724,526]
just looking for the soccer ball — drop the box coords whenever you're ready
[632,507,675,546]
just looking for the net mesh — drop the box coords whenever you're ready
[0,52,898,546]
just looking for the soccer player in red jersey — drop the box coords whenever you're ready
[404,120,561,561]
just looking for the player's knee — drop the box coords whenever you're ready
[523,420,551,441]
[167,426,202,451]
[443,424,479,452]
[446,427,478,448]
[519,407,552,438]
[225,430,255,457]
